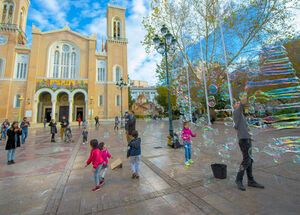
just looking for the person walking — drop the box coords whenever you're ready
[98,142,112,185]
[85,139,104,192]
[43,118,47,128]
[82,126,88,144]
[114,116,120,131]
[20,117,30,145]
[49,119,57,142]
[127,130,141,179]
[233,98,264,191]
[1,119,10,141]
[60,116,69,140]
[181,121,196,167]
[5,121,22,165]
[94,116,100,128]
[77,115,82,127]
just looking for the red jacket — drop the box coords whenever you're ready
[86,148,103,169]
[101,148,112,167]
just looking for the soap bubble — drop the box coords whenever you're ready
[209,84,218,94]
[292,155,300,164]
[249,147,260,161]
[224,117,234,127]
[208,96,216,107]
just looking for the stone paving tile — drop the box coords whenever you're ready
[0,121,300,215]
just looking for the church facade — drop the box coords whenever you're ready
[0,0,129,123]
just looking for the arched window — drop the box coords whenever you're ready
[48,42,80,79]
[114,65,122,82]
[14,94,21,108]
[14,54,29,80]
[97,60,106,82]
[1,0,14,24]
[113,17,121,39]
[0,58,5,78]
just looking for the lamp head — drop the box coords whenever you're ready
[161,24,168,36]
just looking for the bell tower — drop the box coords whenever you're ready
[0,0,30,44]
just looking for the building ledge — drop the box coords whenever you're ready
[107,37,128,44]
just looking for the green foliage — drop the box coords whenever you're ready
[155,86,177,113]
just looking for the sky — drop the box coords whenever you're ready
[25,0,159,85]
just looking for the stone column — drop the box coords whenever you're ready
[69,100,73,123]
[32,99,38,123]
[85,99,88,122]
[51,100,56,121]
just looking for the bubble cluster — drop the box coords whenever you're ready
[224,117,234,127]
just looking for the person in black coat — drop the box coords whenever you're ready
[5,121,22,165]
[126,111,136,142]
[49,119,57,142]
[127,130,141,179]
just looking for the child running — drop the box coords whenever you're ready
[127,130,141,179]
[114,116,120,131]
[82,126,88,144]
[98,142,112,185]
[181,122,196,167]
[85,139,104,191]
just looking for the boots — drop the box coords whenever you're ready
[248,180,264,189]
[235,171,246,191]
[247,163,264,189]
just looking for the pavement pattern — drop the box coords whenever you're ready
[0,120,299,215]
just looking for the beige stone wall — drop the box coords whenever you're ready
[0,4,129,122]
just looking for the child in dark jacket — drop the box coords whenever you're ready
[181,121,196,167]
[127,130,141,179]
[98,142,112,185]
[85,139,104,192]
[5,121,22,165]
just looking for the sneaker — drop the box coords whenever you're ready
[91,186,101,192]
[132,173,136,179]
[185,162,190,167]
[188,160,194,164]
[7,161,12,165]
[248,181,264,189]
[11,160,15,164]
[135,174,140,179]
[99,179,105,186]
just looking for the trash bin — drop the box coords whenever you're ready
[211,163,227,179]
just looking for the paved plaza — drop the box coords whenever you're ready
[0,120,299,215]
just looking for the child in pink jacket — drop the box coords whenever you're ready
[181,122,196,166]
[98,142,112,185]
[85,139,104,192]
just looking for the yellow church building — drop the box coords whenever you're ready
[0,0,129,123]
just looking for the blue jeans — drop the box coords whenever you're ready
[22,129,28,144]
[130,155,141,174]
[7,149,16,161]
[1,129,7,139]
[94,164,103,186]
[184,141,192,162]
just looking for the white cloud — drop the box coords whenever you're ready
[126,0,159,85]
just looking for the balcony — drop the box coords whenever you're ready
[0,23,27,44]
[107,36,128,43]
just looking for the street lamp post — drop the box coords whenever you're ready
[153,25,177,138]
[18,96,24,121]
[116,77,127,127]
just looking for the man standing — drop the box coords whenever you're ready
[60,116,69,140]
[233,98,264,191]
[20,117,30,145]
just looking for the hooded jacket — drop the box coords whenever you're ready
[128,137,141,157]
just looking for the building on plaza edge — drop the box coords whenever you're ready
[0,0,129,123]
